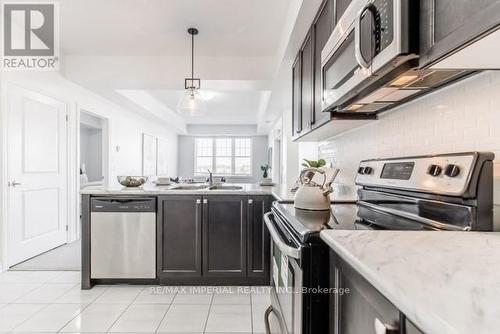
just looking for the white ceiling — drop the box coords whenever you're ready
[26,0,322,133]
[148,89,270,125]
[61,0,290,57]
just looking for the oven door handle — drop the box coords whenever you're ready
[264,212,301,260]
[358,201,471,231]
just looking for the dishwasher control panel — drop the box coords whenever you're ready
[91,198,156,212]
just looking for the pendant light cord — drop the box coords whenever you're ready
[191,32,194,80]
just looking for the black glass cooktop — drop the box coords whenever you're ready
[272,203,374,243]
[272,201,490,244]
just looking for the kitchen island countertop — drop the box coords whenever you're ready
[80,183,357,203]
[320,230,500,334]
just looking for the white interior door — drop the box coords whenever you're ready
[7,85,68,266]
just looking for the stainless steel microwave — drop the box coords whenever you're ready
[321,0,470,115]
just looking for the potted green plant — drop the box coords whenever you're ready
[300,158,327,184]
[301,158,326,168]
[260,164,272,184]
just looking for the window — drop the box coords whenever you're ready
[194,138,213,174]
[195,137,252,176]
[215,138,232,174]
[234,138,251,175]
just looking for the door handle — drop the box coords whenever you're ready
[9,181,22,187]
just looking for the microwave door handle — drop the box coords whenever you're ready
[355,4,372,69]
[264,212,301,260]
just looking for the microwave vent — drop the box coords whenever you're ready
[354,102,393,113]
[406,70,466,89]
[378,89,421,102]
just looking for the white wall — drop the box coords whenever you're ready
[2,72,178,181]
[0,72,179,269]
[317,71,500,206]
[274,109,320,187]
[298,142,319,167]
[281,107,300,186]
[187,124,258,136]
[177,135,269,183]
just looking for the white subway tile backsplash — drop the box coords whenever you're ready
[318,71,500,204]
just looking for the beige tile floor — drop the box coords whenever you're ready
[0,271,280,333]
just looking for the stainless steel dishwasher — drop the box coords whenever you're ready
[90,197,156,279]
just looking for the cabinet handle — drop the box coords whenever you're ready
[203,199,208,204]
[248,199,253,205]
[196,199,201,204]
[374,318,398,334]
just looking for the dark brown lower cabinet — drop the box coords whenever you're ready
[158,194,271,285]
[203,195,247,277]
[329,250,424,334]
[247,196,271,278]
[157,195,202,278]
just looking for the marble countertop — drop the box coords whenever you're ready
[80,183,299,201]
[320,230,500,334]
[81,182,283,195]
[80,183,358,203]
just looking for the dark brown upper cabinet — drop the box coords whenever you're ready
[313,0,335,127]
[292,0,337,141]
[420,0,500,67]
[292,54,302,137]
[301,29,314,132]
[203,195,247,277]
[157,195,202,278]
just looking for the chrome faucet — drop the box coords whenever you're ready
[207,169,213,187]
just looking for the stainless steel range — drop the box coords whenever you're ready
[356,151,495,231]
[264,151,496,334]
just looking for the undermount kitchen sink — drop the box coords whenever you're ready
[169,184,244,191]
[209,185,243,190]
[171,184,209,190]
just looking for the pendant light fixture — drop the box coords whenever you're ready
[177,28,205,115]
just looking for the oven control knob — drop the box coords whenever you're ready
[358,167,365,174]
[444,164,460,177]
[363,167,373,175]
[426,164,442,177]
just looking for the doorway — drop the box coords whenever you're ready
[10,109,109,271]
[79,111,106,188]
